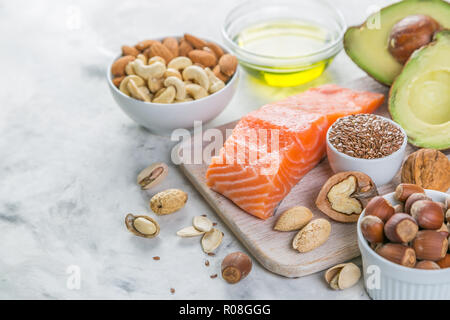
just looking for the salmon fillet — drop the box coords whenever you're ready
[206,84,384,220]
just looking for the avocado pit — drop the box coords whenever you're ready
[388,14,441,64]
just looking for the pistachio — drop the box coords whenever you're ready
[201,228,223,253]
[325,263,361,290]
[150,189,188,215]
[137,162,168,190]
[193,215,213,232]
[177,226,205,237]
[125,213,160,238]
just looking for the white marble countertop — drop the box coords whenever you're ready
[0,0,398,299]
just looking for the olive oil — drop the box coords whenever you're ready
[235,20,334,87]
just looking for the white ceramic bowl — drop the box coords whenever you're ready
[107,40,239,135]
[326,115,407,187]
[357,189,450,300]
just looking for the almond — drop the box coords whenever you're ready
[205,42,224,58]
[179,39,193,57]
[121,45,139,57]
[219,54,238,77]
[112,76,125,88]
[213,65,229,82]
[184,33,206,49]
[188,50,217,68]
[274,206,313,231]
[111,55,135,77]
[292,219,331,253]
[163,37,179,57]
[149,42,174,63]
[135,39,161,51]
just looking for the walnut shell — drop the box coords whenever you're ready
[401,149,450,192]
[316,171,378,223]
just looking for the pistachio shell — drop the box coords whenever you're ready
[177,226,205,237]
[193,216,213,232]
[150,189,187,215]
[201,228,223,253]
[324,263,347,283]
[337,263,361,289]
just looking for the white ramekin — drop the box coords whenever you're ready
[326,114,407,187]
[357,189,450,300]
[107,37,239,135]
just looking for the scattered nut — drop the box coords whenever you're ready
[125,213,160,238]
[292,219,331,253]
[274,206,313,231]
[193,215,213,232]
[150,189,187,215]
[221,252,252,284]
[177,226,205,237]
[201,228,223,253]
[137,162,168,190]
[316,172,378,223]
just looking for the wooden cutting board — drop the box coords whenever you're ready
[175,77,431,278]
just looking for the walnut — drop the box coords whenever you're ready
[316,171,378,223]
[401,149,450,192]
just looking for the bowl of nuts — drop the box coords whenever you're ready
[326,114,407,186]
[357,184,450,300]
[107,34,239,134]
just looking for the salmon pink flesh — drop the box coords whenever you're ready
[206,84,385,220]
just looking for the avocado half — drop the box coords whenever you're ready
[344,0,450,86]
[389,30,450,150]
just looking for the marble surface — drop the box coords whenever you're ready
[0,0,398,299]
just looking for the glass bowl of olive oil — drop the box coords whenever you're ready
[222,0,346,87]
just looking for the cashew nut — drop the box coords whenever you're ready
[149,56,166,65]
[125,61,135,75]
[185,83,208,100]
[168,56,192,71]
[127,79,151,102]
[182,65,209,90]
[164,68,182,80]
[136,54,147,64]
[175,97,194,103]
[153,86,176,104]
[205,67,225,93]
[148,77,164,93]
[119,75,145,96]
[164,76,186,100]
[134,59,166,80]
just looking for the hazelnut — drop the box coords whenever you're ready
[394,183,425,202]
[412,230,448,261]
[364,196,395,222]
[384,213,418,243]
[376,243,416,267]
[361,215,384,244]
[410,200,444,230]
[221,252,252,284]
[404,193,431,214]
[437,223,449,238]
[388,14,441,64]
[437,254,450,269]
[415,260,440,270]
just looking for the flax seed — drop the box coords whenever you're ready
[328,114,404,159]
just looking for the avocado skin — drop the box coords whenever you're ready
[344,0,450,86]
[389,30,450,150]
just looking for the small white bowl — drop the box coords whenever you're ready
[326,115,407,186]
[357,189,450,300]
[107,40,239,135]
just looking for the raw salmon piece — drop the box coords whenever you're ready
[206,85,384,220]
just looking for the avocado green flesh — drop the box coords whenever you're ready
[389,31,450,150]
[344,0,450,85]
